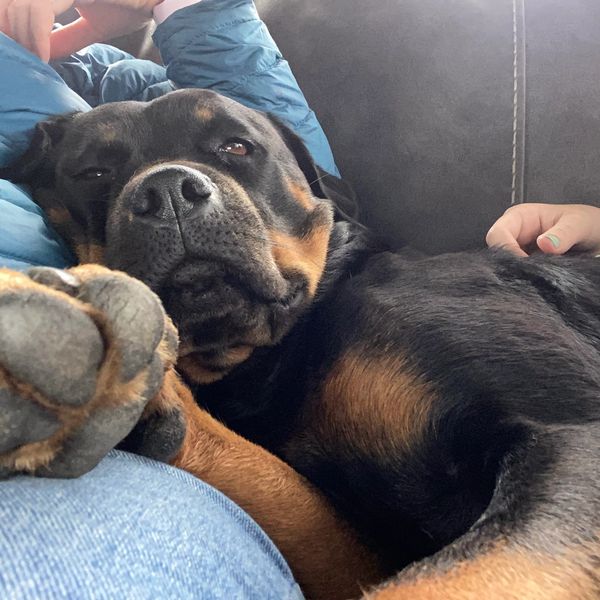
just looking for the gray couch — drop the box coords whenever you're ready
[255,0,600,254]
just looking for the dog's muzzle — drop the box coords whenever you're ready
[105,162,294,307]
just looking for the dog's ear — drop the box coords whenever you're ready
[267,114,360,220]
[0,113,76,184]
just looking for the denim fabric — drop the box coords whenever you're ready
[0,450,304,599]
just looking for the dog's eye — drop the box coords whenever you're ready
[73,167,111,181]
[218,139,253,156]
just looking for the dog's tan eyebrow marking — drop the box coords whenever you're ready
[196,106,215,122]
[97,123,117,142]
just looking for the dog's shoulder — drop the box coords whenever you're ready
[313,246,600,426]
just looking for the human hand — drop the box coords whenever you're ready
[0,0,160,62]
[486,203,600,257]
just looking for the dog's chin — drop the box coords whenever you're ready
[162,271,309,384]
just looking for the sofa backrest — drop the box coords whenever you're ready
[255,0,600,253]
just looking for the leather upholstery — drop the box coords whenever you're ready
[255,0,600,253]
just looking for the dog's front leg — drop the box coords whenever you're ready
[143,369,385,600]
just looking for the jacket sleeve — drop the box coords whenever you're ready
[0,182,74,270]
[0,33,83,270]
[152,0,340,176]
[52,44,172,106]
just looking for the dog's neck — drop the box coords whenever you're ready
[184,220,380,449]
[315,220,382,299]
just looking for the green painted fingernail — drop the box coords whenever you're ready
[546,234,560,248]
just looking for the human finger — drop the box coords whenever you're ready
[7,0,33,53]
[0,0,13,36]
[28,1,54,61]
[486,208,533,256]
[49,16,98,58]
[536,210,596,255]
[50,5,150,59]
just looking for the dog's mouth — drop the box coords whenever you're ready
[159,259,309,383]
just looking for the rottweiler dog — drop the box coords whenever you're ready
[1,89,600,600]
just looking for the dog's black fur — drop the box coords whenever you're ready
[5,89,600,589]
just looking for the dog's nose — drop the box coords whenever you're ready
[129,165,216,219]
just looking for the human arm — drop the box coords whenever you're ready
[0,0,159,62]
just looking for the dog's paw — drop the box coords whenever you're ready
[0,266,179,478]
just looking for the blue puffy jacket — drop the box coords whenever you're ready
[0,0,338,270]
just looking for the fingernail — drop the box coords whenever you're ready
[545,234,561,249]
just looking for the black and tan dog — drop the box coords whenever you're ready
[1,89,599,599]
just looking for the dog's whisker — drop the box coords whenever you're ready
[307,172,329,188]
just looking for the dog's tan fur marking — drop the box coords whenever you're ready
[98,123,117,142]
[177,355,227,385]
[196,106,214,122]
[46,207,71,226]
[269,204,333,297]
[367,541,600,600]
[306,347,436,458]
[286,177,316,211]
[75,243,105,264]
[37,197,85,249]
[177,345,254,384]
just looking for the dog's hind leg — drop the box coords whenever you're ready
[366,425,600,600]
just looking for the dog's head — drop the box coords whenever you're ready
[5,89,336,383]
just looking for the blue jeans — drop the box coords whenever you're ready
[0,450,303,599]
